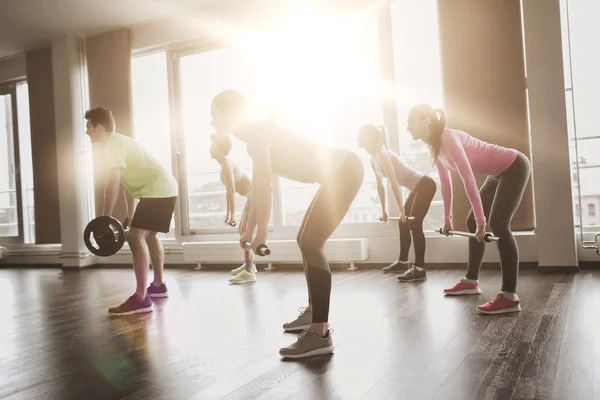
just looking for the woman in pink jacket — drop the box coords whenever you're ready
[407,104,531,314]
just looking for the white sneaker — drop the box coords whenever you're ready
[231,264,257,275]
[228,270,257,284]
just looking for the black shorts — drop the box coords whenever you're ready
[131,197,177,233]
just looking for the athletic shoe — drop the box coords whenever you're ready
[108,295,152,316]
[279,328,335,359]
[147,282,168,298]
[228,270,257,284]
[397,266,427,282]
[444,278,482,295]
[477,293,521,314]
[382,260,409,273]
[283,306,312,332]
[231,264,257,275]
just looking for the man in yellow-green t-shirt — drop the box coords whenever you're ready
[85,107,178,316]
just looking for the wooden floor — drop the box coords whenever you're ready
[0,267,597,400]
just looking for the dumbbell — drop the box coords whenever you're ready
[242,242,271,257]
[436,228,499,243]
[84,216,130,256]
[379,216,415,222]
[225,219,236,227]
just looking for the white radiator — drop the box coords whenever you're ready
[182,238,369,270]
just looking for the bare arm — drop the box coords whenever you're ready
[371,160,387,216]
[376,149,404,214]
[245,147,272,241]
[221,159,236,221]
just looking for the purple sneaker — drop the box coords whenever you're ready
[147,282,168,298]
[108,295,152,316]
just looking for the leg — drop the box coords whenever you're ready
[107,227,154,316]
[299,154,363,332]
[478,153,531,314]
[129,228,152,299]
[489,155,531,293]
[281,189,327,332]
[397,177,436,282]
[280,153,364,359]
[382,189,415,273]
[464,177,498,281]
[408,176,437,268]
[398,190,416,263]
[230,198,257,283]
[146,232,164,285]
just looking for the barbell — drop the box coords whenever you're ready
[379,216,415,222]
[436,228,500,243]
[83,216,129,257]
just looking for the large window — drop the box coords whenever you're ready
[131,51,176,239]
[0,82,34,242]
[132,1,448,236]
[391,0,445,230]
[561,0,600,232]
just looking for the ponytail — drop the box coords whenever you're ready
[430,108,446,163]
[376,125,389,149]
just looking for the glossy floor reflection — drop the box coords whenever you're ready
[0,267,596,400]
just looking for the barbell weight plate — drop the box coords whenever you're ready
[84,216,126,257]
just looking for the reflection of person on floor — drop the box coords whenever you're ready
[209,134,256,284]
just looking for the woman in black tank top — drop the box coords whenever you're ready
[210,89,364,359]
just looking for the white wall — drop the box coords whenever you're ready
[0,54,26,83]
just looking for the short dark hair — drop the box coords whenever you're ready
[212,89,247,115]
[211,134,232,156]
[85,107,116,132]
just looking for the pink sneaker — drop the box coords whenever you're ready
[477,293,521,314]
[443,278,482,295]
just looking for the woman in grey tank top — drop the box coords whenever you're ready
[210,89,364,359]
[358,125,437,282]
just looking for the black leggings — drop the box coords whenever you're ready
[399,176,437,267]
[465,152,531,292]
[297,152,364,323]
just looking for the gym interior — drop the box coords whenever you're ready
[0,0,598,399]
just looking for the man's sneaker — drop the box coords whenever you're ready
[443,278,482,295]
[283,306,312,332]
[228,270,257,284]
[147,282,168,298]
[108,295,152,316]
[231,264,257,275]
[279,328,335,359]
[477,293,521,314]
[382,260,409,273]
[397,266,427,282]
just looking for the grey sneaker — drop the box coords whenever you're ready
[279,328,335,359]
[382,260,409,273]
[283,307,312,332]
[397,266,427,282]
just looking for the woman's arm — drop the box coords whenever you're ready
[221,159,236,222]
[441,132,485,227]
[371,159,387,218]
[245,146,272,245]
[435,160,453,225]
[376,149,404,217]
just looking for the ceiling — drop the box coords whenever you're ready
[0,0,213,59]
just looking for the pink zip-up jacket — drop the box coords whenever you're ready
[436,129,518,227]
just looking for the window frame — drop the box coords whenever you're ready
[0,82,25,244]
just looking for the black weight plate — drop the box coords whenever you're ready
[83,216,126,257]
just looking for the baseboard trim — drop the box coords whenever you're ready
[537,266,579,273]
